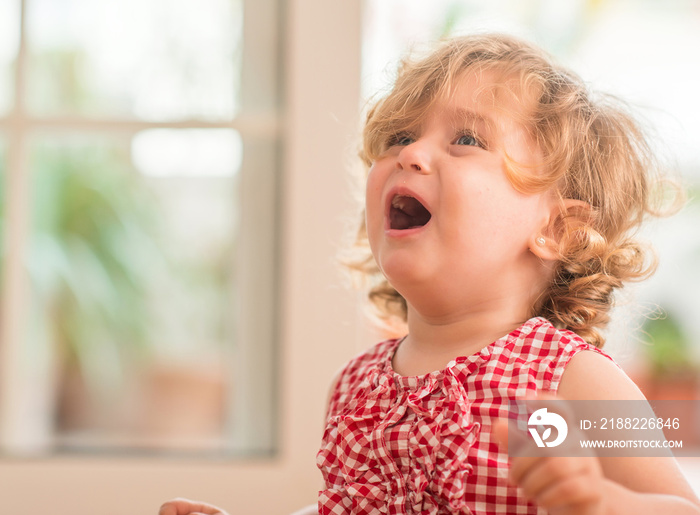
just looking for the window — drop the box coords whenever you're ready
[0,0,280,456]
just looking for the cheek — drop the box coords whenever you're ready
[446,177,538,241]
[365,166,386,229]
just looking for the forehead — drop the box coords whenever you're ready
[433,69,537,129]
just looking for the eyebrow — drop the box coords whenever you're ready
[450,108,495,133]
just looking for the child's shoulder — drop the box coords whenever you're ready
[500,316,617,391]
[507,316,612,360]
[335,337,400,382]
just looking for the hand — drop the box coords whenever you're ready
[159,498,229,515]
[493,398,608,515]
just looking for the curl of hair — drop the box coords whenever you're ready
[346,33,681,347]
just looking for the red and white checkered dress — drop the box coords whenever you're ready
[316,316,613,514]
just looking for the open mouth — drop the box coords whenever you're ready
[389,195,432,230]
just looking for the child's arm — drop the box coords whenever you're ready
[501,351,700,514]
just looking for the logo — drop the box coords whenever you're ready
[528,408,568,447]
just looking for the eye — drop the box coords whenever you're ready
[454,132,481,147]
[388,133,415,147]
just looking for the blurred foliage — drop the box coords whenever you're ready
[642,311,697,378]
[686,184,700,205]
[438,2,468,38]
[27,141,165,394]
[30,49,93,114]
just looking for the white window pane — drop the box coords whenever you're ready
[0,0,20,116]
[27,0,242,121]
[132,129,242,178]
[27,133,239,452]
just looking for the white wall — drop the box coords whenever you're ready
[0,1,366,513]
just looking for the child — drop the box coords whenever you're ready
[315,33,699,514]
[159,33,700,515]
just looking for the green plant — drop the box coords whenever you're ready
[28,141,165,398]
[642,311,697,379]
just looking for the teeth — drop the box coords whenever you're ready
[391,195,409,210]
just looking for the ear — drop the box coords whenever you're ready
[529,199,592,261]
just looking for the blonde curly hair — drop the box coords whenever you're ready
[347,33,678,347]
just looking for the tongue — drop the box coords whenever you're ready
[390,209,416,230]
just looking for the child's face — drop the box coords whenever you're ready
[365,71,557,317]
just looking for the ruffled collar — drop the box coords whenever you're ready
[381,316,544,389]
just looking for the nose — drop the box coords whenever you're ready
[396,139,432,174]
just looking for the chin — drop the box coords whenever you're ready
[381,259,428,288]
[384,271,436,308]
